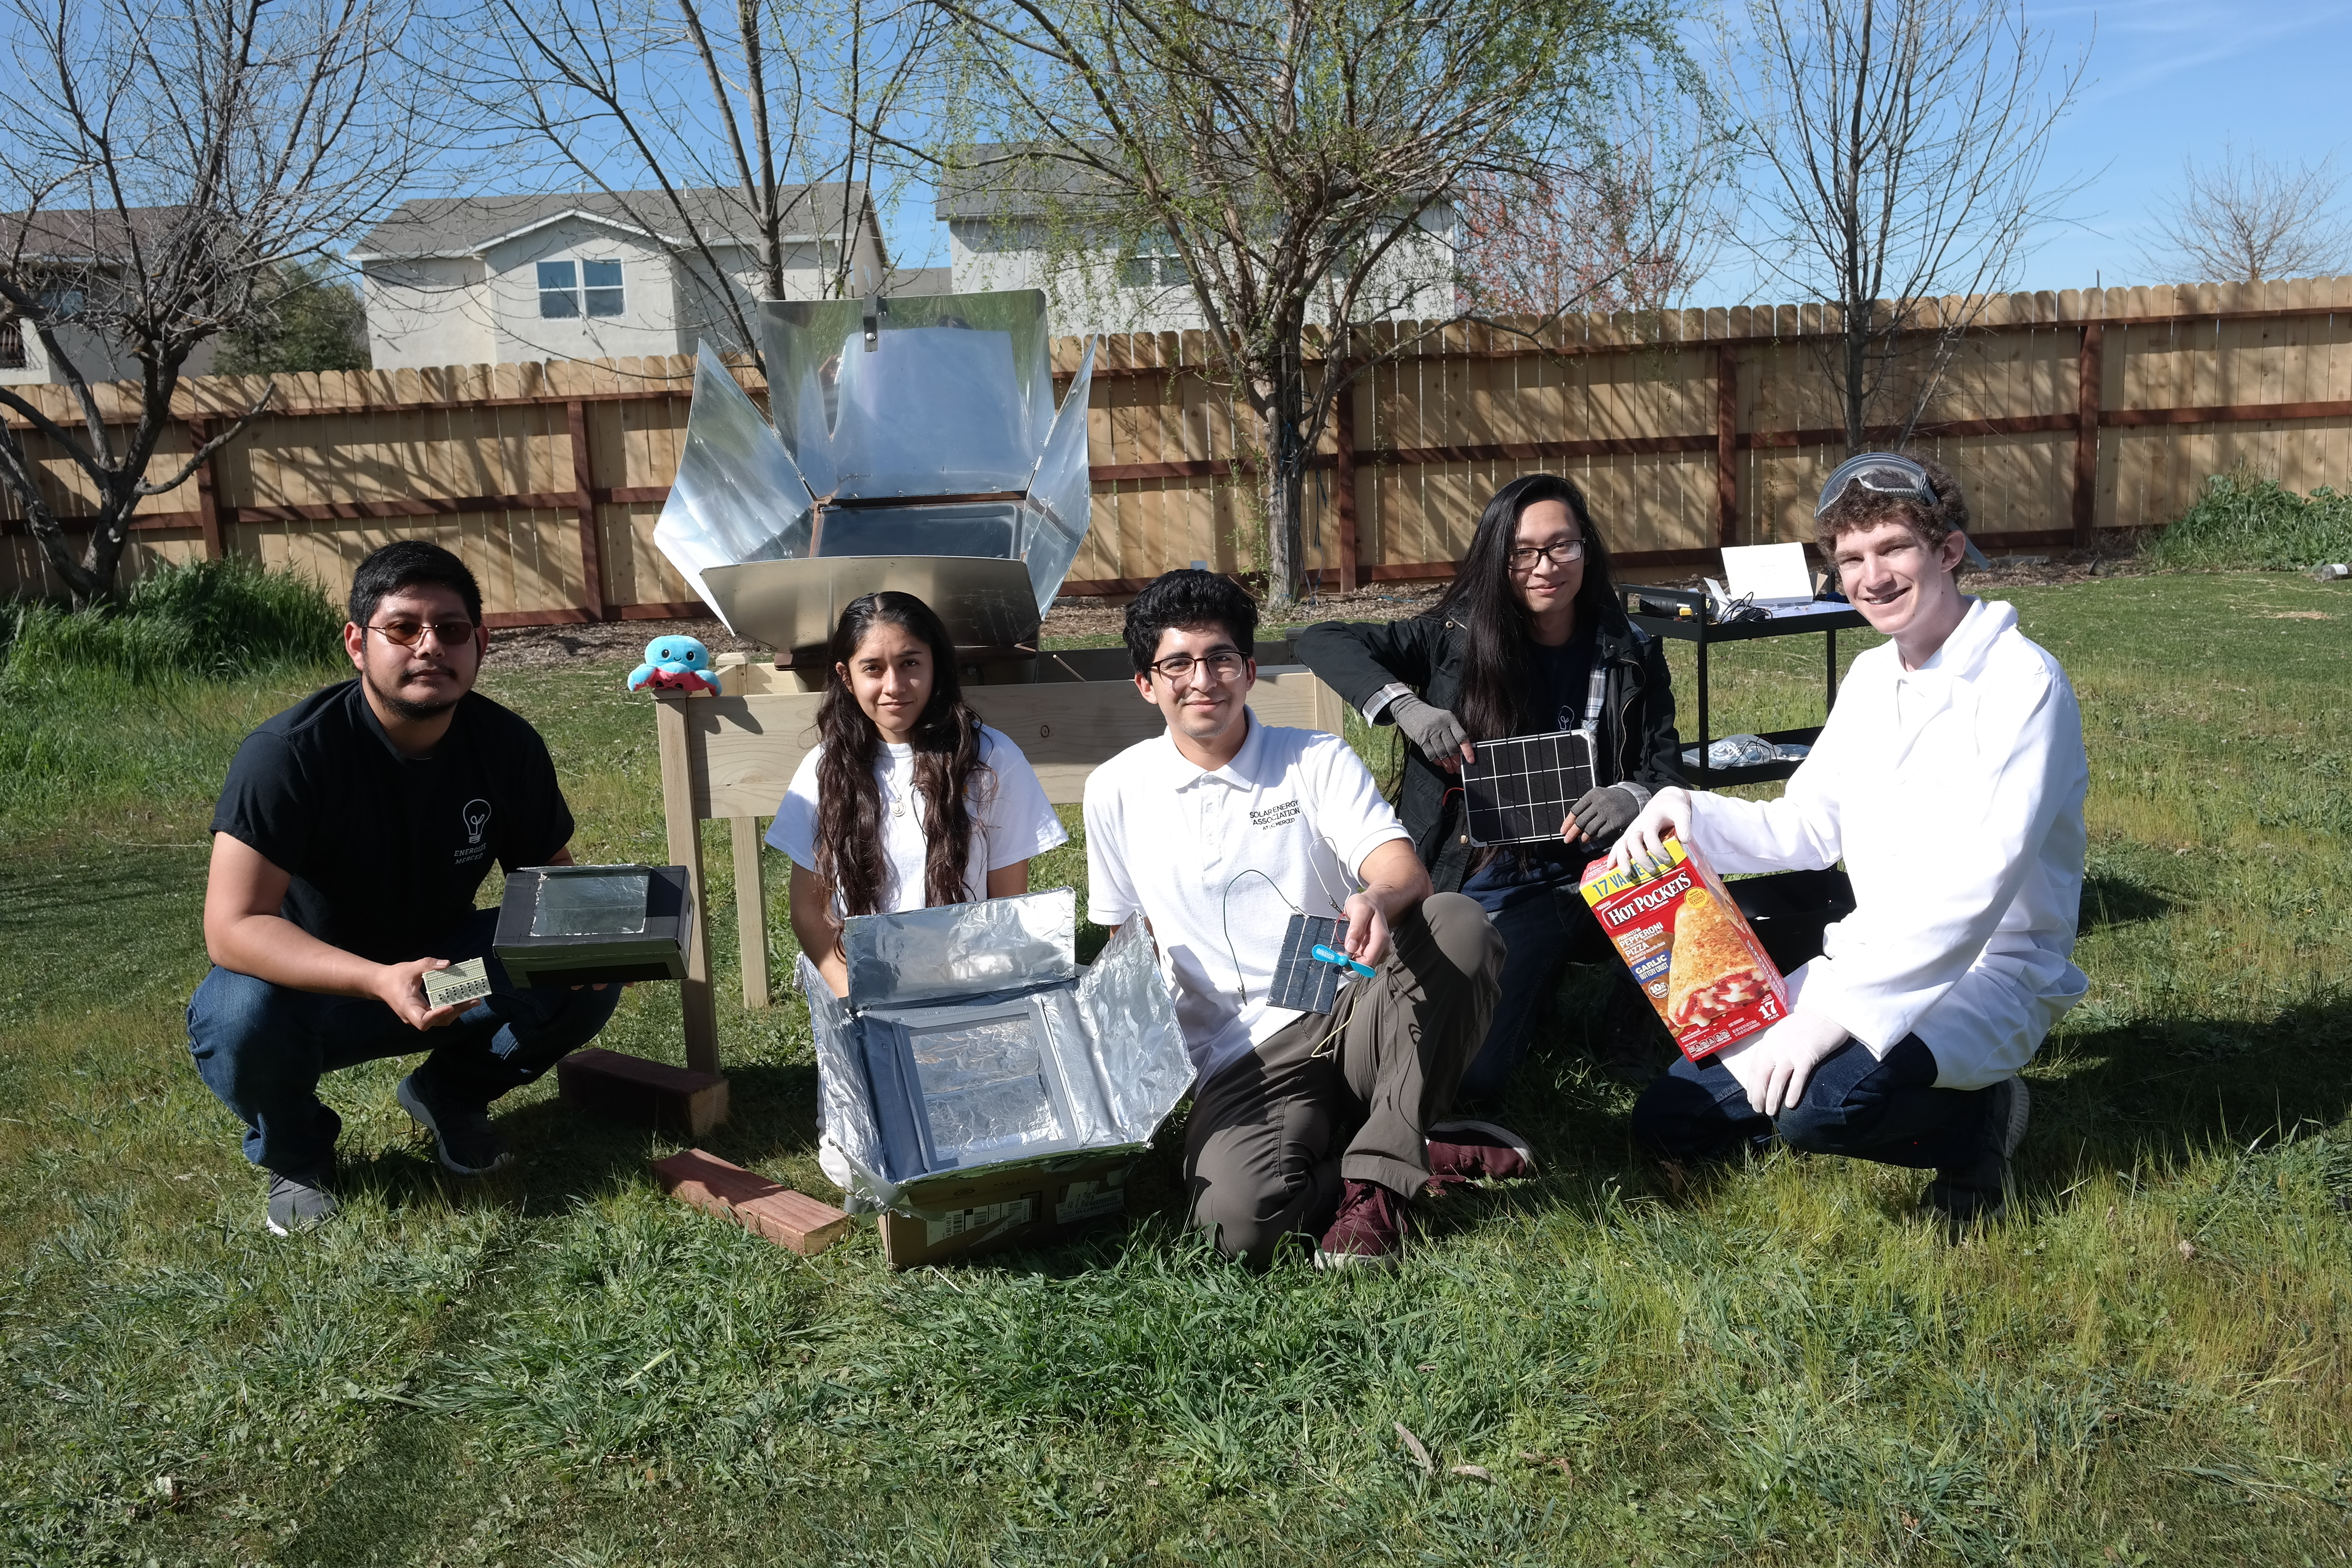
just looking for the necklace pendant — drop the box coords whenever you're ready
[892,800,906,818]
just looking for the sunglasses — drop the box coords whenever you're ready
[1815,453,1938,518]
[365,616,478,648]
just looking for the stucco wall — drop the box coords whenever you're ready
[362,255,496,369]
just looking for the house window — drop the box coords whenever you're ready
[1121,233,1189,289]
[537,260,579,318]
[0,319,23,370]
[583,259,625,317]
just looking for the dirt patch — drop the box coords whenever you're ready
[488,617,770,669]
[2260,610,2334,620]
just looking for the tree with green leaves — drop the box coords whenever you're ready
[923,0,1704,603]
[214,259,371,375]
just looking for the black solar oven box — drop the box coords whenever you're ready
[494,864,694,986]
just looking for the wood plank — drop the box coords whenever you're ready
[730,815,771,1009]
[2074,323,2104,545]
[558,1047,729,1136]
[656,694,720,1075]
[567,398,606,618]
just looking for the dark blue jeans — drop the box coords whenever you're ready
[185,908,622,1176]
[1630,1034,1990,1171]
[1458,885,1616,1102]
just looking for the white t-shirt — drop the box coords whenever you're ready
[1083,714,1411,1084]
[768,724,1068,911]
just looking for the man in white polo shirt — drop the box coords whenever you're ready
[1085,570,1513,1268]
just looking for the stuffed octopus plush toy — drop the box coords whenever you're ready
[627,635,721,695]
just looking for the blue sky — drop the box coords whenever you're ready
[882,2,2352,298]
[1960,0,2351,293]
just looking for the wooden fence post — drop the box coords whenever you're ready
[186,417,224,561]
[566,399,606,619]
[2073,323,2104,549]
[1715,345,1740,548]
[1331,365,1360,593]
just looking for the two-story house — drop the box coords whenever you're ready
[0,206,218,388]
[936,147,1461,337]
[352,184,908,370]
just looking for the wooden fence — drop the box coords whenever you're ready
[6,275,2352,619]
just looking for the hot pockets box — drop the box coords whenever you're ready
[1579,835,1788,1062]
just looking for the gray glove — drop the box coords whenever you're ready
[1567,784,1642,845]
[1387,692,1470,764]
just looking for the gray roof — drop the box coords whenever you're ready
[0,205,199,261]
[934,146,1124,222]
[352,184,873,260]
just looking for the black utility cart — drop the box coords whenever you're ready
[1621,583,1869,969]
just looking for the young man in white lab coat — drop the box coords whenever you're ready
[1610,452,2088,1225]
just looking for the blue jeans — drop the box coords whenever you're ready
[1630,1034,1990,1171]
[185,908,622,1176]
[1457,886,1617,1102]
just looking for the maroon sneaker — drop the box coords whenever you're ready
[1425,1118,1537,1188]
[1314,1179,1408,1270]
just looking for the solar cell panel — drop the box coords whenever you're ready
[1461,728,1598,847]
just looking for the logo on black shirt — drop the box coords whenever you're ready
[461,798,492,849]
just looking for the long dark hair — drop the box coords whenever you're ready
[813,591,986,915]
[1433,473,1618,744]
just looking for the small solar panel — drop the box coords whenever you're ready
[1462,729,1597,847]
[1267,913,1346,1014]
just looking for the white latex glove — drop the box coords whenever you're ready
[1607,785,1695,873]
[1715,1010,1851,1118]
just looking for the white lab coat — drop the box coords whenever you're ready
[1685,596,2089,1089]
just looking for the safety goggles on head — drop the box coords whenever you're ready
[1814,452,1938,519]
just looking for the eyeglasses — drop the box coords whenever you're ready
[366,616,477,648]
[1816,453,1938,518]
[1508,539,1586,573]
[1147,647,1248,682]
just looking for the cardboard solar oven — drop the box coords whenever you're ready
[652,288,1097,662]
[495,864,695,986]
[797,888,1191,1268]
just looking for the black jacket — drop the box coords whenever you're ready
[1296,604,1685,891]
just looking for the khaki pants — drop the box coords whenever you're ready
[1182,891,1504,1265]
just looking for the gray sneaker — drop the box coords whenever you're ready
[396,1073,511,1175]
[1923,1076,2030,1230]
[266,1170,338,1235]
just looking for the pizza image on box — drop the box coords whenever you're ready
[1579,835,1788,1062]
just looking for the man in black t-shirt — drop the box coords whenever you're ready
[188,542,622,1235]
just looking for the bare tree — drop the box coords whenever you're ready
[1731,0,2087,451]
[0,0,431,605]
[463,0,941,371]
[2148,144,2352,286]
[924,0,1703,604]
[1456,107,1730,318]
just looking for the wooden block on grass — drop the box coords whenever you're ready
[652,1148,854,1256]
[558,1047,729,1135]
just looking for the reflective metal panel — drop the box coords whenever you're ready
[652,344,816,617]
[699,555,1041,656]
[1019,338,1097,615]
[843,887,1078,1009]
[758,291,1057,499]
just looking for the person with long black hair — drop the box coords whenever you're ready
[768,591,1067,998]
[1298,473,1684,1104]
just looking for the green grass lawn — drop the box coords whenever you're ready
[4,574,2351,1565]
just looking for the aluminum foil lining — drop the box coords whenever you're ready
[799,899,1187,1208]
[1073,913,1194,1142]
[843,887,1077,1009]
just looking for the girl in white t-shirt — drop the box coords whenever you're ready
[767,590,1067,997]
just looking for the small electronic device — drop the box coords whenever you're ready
[493,864,694,986]
[1311,943,1376,979]
[422,957,491,1009]
[1268,913,1351,1014]
[1461,728,1598,847]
